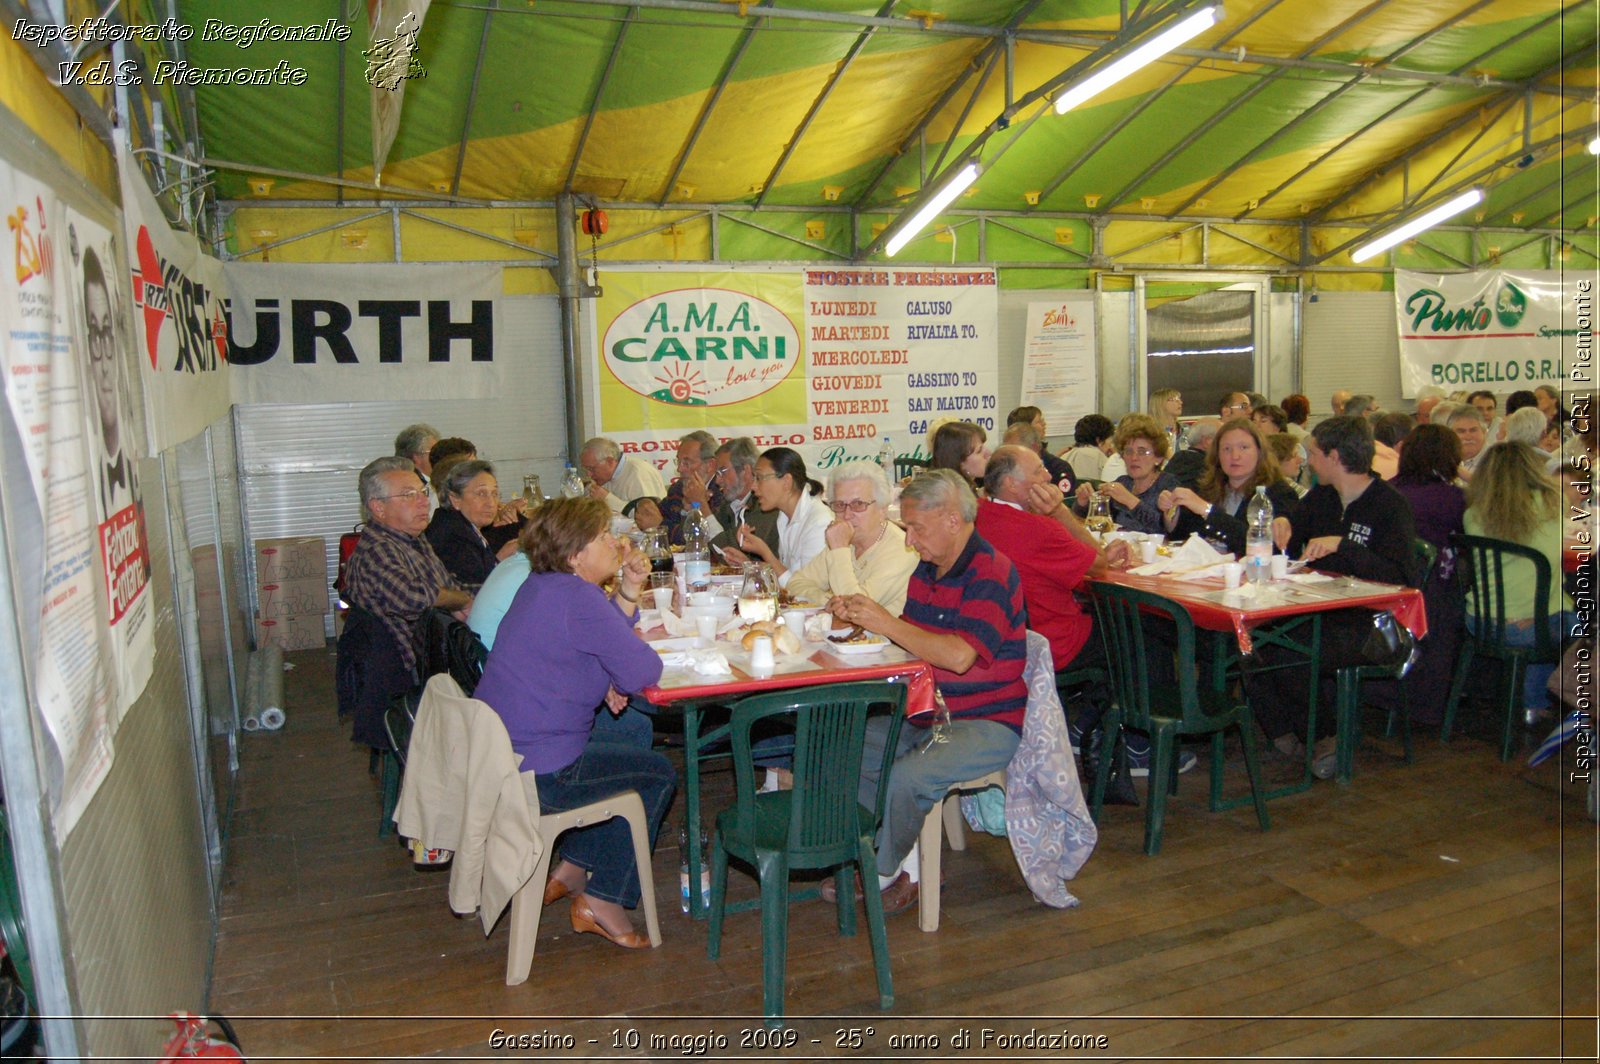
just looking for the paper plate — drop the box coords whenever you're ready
[826,636,890,655]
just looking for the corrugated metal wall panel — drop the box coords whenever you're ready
[1302,292,1404,417]
[236,295,565,634]
[58,454,212,1059]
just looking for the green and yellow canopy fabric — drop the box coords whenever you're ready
[156,0,1598,267]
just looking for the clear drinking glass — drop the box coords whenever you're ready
[522,474,543,510]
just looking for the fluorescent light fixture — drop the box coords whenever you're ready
[1589,136,1600,155]
[1054,4,1223,115]
[884,162,981,257]
[1350,188,1484,264]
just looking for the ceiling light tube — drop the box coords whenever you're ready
[1350,188,1484,263]
[1589,136,1599,155]
[884,162,981,257]
[1054,4,1224,115]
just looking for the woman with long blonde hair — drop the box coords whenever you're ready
[1147,387,1184,450]
[1463,441,1576,713]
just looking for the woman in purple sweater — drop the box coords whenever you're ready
[474,497,672,949]
[1391,424,1467,725]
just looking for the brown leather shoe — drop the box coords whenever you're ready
[570,895,651,949]
[542,876,572,906]
[878,871,919,917]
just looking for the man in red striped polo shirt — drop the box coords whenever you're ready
[824,468,1028,915]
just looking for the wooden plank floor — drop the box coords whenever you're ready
[209,646,1598,1060]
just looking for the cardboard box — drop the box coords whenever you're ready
[258,578,329,620]
[256,613,326,652]
[255,536,328,587]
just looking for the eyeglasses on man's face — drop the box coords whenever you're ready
[828,499,874,514]
[379,487,430,504]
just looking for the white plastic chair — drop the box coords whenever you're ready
[505,781,661,983]
[915,768,1005,932]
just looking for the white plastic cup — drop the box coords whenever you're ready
[749,635,775,670]
[1140,540,1159,564]
[1270,554,1289,581]
[651,586,674,613]
[695,615,717,645]
[1221,562,1244,589]
[782,609,807,634]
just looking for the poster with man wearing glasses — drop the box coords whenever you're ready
[67,212,153,725]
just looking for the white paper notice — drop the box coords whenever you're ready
[1020,296,1097,434]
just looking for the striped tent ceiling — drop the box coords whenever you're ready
[170,0,1598,253]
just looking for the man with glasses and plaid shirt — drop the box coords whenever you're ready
[340,456,474,746]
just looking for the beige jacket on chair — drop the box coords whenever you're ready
[395,674,545,933]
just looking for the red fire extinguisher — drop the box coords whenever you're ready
[159,1012,243,1060]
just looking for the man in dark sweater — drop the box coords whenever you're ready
[1163,416,1219,492]
[1249,416,1422,779]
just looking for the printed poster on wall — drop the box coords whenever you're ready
[591,267,999,477]
[118,144,231,453]
[1394,268,1597,397]
[1020,295,1097,435]
[222,260,507,404]
[0,162,153,840]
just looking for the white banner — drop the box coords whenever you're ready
[1394,268,1598,397]
[0,163,153,840]
[804,267,1000,465]
[1020,296,1097,434]
[222,261,507,403]
[118,145,232,452]
[589,268,999,479]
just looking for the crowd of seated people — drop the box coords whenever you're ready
[344,385,1594,937]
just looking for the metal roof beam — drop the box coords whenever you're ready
[1103,0,1396,211]
[755,0,897,208]
[1028,0,1289,211]
[656,1,773,205]
[397,207,559,261]
[1303,33,1593,224]
[1490,160,1594,222]
[858,1,1218,256]
[566,5,637,194]
[1169,0,1496,218]
[449,2,494,198]
[1238,7,1591,220]
[525,0,1591,98]
[852,0,1043,210]
[1311,130,1584,263]
[720,213,850,260]
[1528,187,1600,229]
[925,41,1002,184]
[2,0,114,145]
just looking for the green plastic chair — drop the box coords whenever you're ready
[0,808,31,1001]
[1089,583,1269,855]
[705,681,906,1028]
[1443,532,1562,761]
[378,688,420,837]
[893,456,929,480]
[1330,538,1436,782]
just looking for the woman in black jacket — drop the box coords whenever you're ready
[424,459,518,592]
[1158,418,1299,554]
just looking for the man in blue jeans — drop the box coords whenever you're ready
[822,470,1027,916]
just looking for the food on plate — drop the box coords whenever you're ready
[828,624,880,645]
[772,625,800,655]
[740,620,779,650]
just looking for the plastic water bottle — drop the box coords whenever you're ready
[677,827,711,912]
[681,502,711,593]
[560,463,584,499]
[878,436,896,482]
[1245,485,1274,583]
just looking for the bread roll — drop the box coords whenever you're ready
[773,626,800,656]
